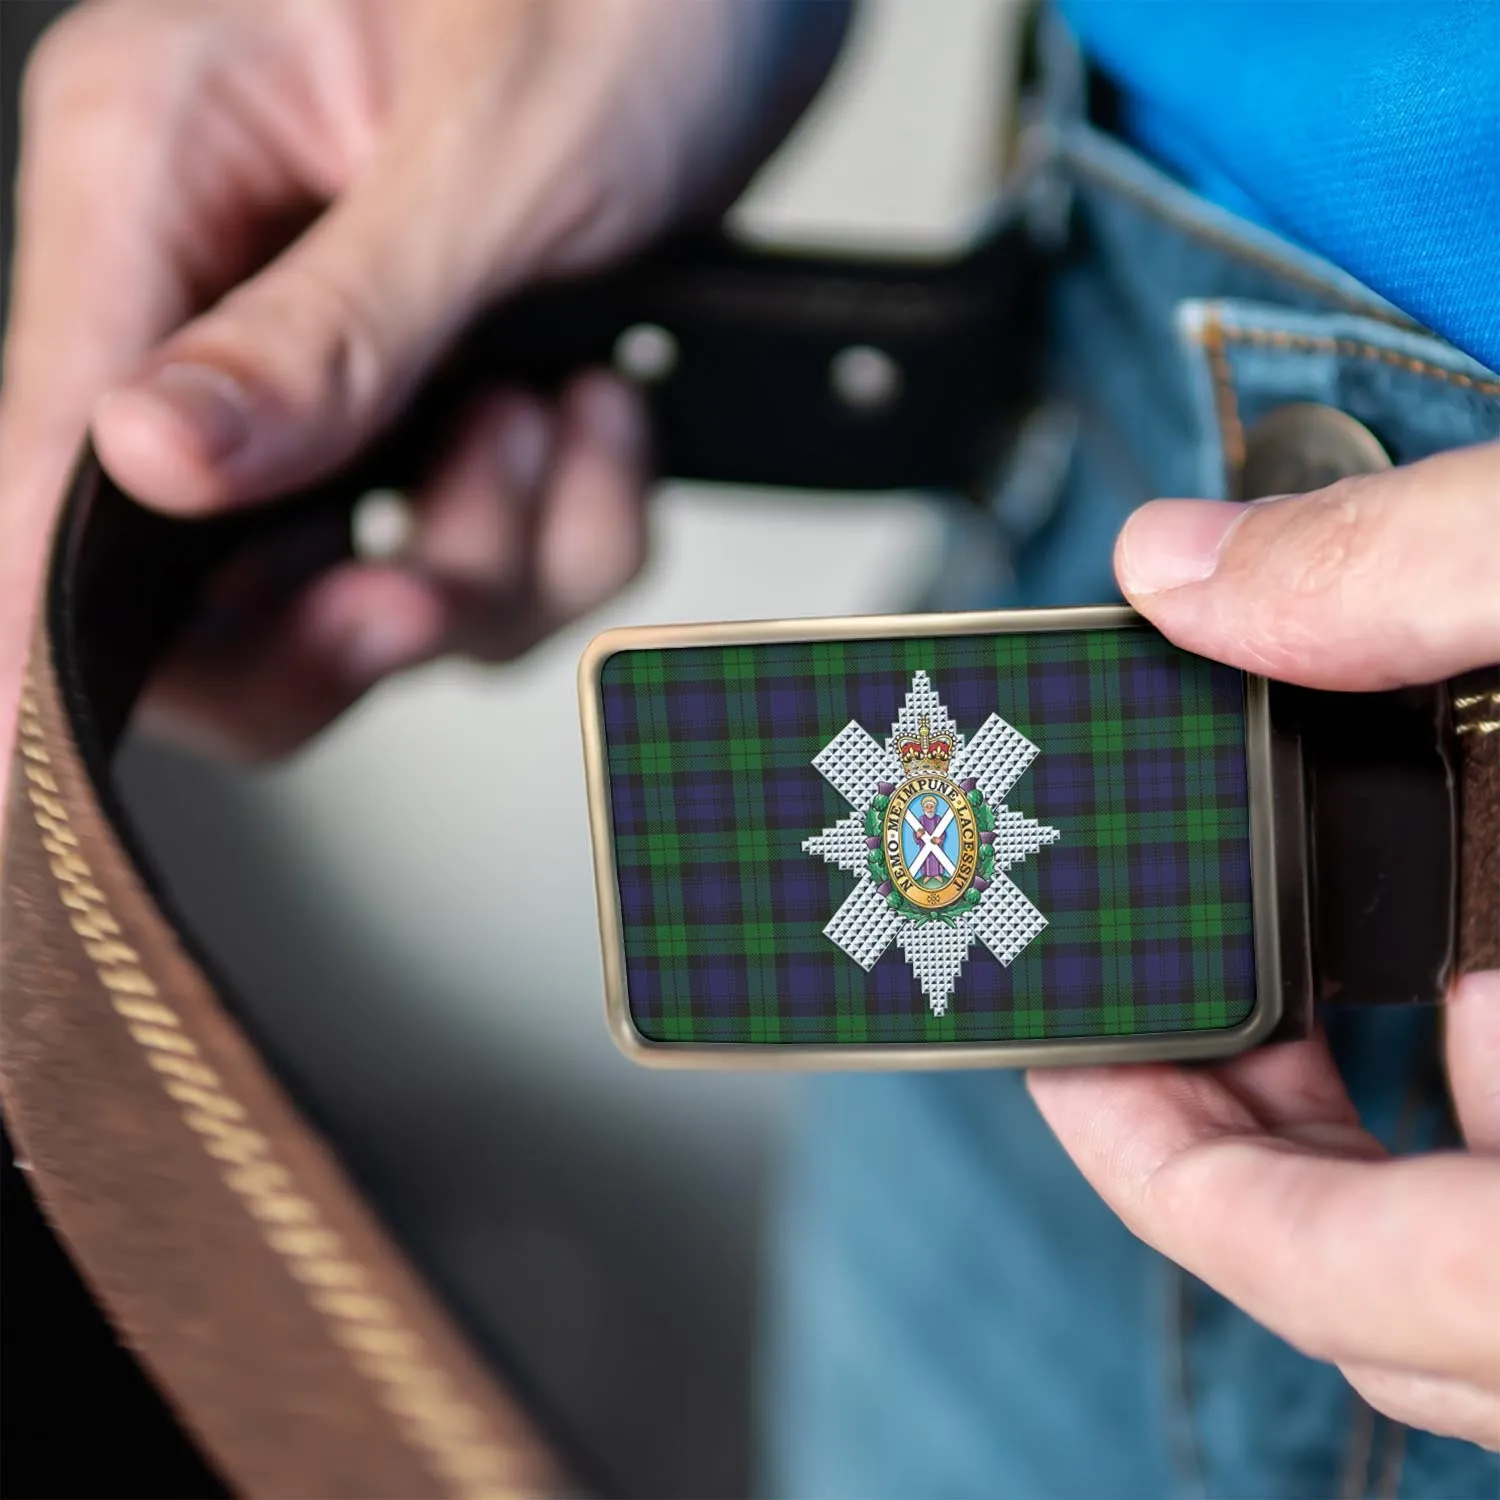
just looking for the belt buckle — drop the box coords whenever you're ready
[581,605,1305,1067]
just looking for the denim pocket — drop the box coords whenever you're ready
[1177,300,1500,500]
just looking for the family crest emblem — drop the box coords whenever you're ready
[802,671,1060,1014]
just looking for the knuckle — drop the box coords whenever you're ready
[1268,479,1385,599]
[20,6,107,118]
[1219,477,1390,671]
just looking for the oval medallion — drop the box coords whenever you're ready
[881,773,980,911]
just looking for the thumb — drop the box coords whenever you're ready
[1114,442,1500,692]
[91,139,519,514]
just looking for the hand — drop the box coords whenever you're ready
[1030,442,1500,1449]
[0,0,845,761]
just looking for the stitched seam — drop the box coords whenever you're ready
[1065,146,1418,328]
[1216,328,1500,395]
[16,681,528,1500]
[1195,311,1245,484]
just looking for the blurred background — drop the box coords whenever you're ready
[3,3,1020,1493]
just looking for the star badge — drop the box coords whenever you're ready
[802,670,1060,1015]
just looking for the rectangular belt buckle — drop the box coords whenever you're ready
[578,605,1446,1069]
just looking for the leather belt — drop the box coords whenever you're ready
[1,224,1496,1497]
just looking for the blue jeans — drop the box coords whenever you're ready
[761,107,1500,1500]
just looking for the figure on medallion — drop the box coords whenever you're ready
[914,795,948,887]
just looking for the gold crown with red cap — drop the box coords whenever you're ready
[897,716,953,775]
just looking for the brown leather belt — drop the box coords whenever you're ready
[2,226,1497,1497]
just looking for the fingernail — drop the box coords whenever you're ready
[575,376,645,456]
[1117,499,1244,595]
[124,362,253,465]
[497,404,549,495]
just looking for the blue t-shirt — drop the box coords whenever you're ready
[1061,0,1500,372]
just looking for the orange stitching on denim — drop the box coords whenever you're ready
[1217,327,1500,395]
[1065,144,1419,328]
[1193,311,1245,485]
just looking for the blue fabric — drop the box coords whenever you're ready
[1061,0,1500,374]
[761,111,1500,1500]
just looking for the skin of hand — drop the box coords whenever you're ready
[1030,442,1500,1450]
[0,0,846,764]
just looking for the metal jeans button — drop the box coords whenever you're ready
[1237,402,1391,500]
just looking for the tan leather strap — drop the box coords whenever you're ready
[2,456,570,1496]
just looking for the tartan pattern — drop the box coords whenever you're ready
[599,627,1256,1046]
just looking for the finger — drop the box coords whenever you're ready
[2,0,321,499]
[89,24,573,516]
[532,373,650,620]
[140,563,445,760]
[1,6,209,806]
[1029,1032,1372,1177]
[3,15,190,592]
[437,371,650,661]
[409,393,552,595]
[3,7,193,475]
[140,372,646,756]
[1342,1362,1500,1451]
[1114,443,1500,690]
[1029,1062,1500,1385]
[1446,969,1500,1152]
[1,1,333,786]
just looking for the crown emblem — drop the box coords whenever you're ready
[896,715,953,775]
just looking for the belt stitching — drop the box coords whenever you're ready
[14,674,530,1500]
[1454,688,1500,738]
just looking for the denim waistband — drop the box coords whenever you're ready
[975,97,1500,610]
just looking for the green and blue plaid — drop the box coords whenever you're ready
[599,626,1255,1046]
